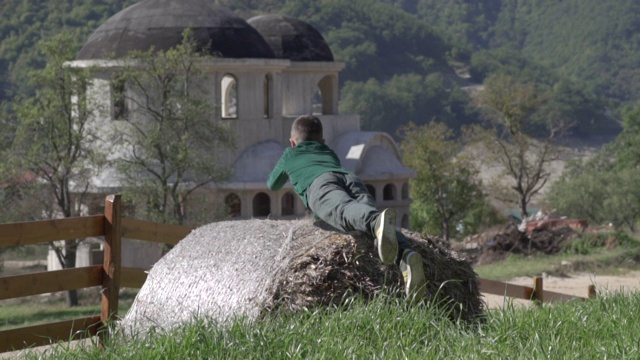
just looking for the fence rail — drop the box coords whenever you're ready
[0,194,191,353]
[0,194,594,353]
[480,277,595,304]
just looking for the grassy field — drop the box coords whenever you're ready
[3,236,640,358]
[10,291,640,359]
[475,246,640,280]
[0,288,137,331]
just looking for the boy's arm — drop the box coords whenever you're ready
[267,154,289,191]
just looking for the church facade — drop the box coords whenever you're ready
[69,0,415,228]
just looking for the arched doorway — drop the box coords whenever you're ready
[281,192,295,216]
[224,193,241,218]
[383,184,397,201]
[253,192,271,217]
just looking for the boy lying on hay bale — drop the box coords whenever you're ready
[267,115,427,303]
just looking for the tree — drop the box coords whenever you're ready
[399,121,485,241]
[612,102,640,169]
[112,30,234,225]
[8,33,106,307]
[340,72,476,136]
[468,73,572,219]
[543,158,610,225]
[544,150,640,232]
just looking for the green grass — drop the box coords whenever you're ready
[474,246,640,281]
[0,288,137,331]
[0,302,132,331]
[15,292,640,359]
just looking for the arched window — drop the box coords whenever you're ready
[401,183,409,200]
[315,75,334,115]
[111,77,127,120]
[365,184,376,200]
[224,193,241,218]
[311,86,322,115]
[383,184,396,201]
[401,214,409,229]
[263,74,272,119]
[281,192,295,216]
[221,74,237,118]
[253,192,271,217]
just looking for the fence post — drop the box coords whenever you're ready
[532,276,544,305]
[100,194,122,343]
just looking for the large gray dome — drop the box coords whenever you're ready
[247,14,334,62]
[77,0,275,60]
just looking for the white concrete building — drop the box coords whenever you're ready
[70,0,415,229]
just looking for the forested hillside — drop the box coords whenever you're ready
[0,0,136,103]
[1,0,636,136]
[414,0,640,107]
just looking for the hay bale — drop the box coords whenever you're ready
[119,218,483,335]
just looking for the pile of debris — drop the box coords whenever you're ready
[273,222,482,320]
[459,209,590,265]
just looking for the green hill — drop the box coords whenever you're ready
[1,0,634,136]
[413,0,640,106]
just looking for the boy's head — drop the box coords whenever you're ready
[290,115,324,145]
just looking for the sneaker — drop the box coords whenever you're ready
[400,250,426,302]
[374,209,398,265]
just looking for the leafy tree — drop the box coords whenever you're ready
[340,72,476,136]
[545,149,640,232]
[0,0,136,103]
[545,100,640,231]
[399,121,484,240]
[604,168,640,232]
[543,158,611,225]
[612,102,640,169]
[112,30,234,226]
[469,48,615,135]
[414,0,502,59]
[7,33,106,306]
[283,0,449,84]
[469,73,572,219]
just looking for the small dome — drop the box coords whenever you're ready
[247,14,334,62]
[232,141,285,183]
[77,0,275,60]
[330,132,414,179]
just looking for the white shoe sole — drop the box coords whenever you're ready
[376,209,398,265]
[405,252,426,302]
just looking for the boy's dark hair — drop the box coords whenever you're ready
[291,115,323,142]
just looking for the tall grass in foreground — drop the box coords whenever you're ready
[17,292,640,359]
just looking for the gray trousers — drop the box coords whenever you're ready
[307,172,411,262]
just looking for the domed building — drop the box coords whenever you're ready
[70,0,415,228]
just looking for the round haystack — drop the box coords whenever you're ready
[119,218,483,335]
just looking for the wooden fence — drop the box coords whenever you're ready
[480,277,596,305]
[0,194,595,353]
[0,194,191,353]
